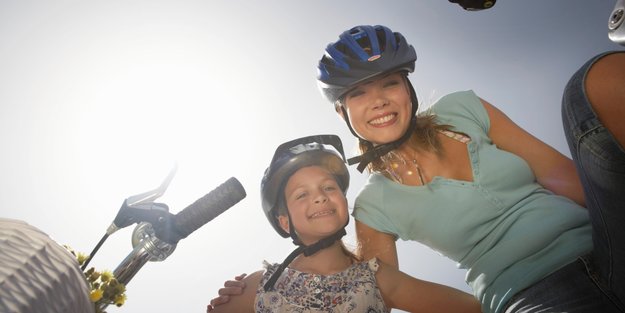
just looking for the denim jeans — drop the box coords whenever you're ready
[504,51,625,313]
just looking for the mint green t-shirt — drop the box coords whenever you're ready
[353,90,592,313]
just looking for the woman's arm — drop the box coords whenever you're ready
[376,261,481,313]
[481,98,586,206]
[208,270,263,313]
[209,221,398,309]
[355,220,399,268]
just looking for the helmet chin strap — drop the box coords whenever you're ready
[263,212,348,291]
[342,80,419,173]
[347,117,416,173]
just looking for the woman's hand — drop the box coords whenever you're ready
[207,273,247,311]
[207,271,262,313]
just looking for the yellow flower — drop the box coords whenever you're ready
[76,253,89,265]
[100,270,113,283]
[114,294,127,306]
[89,289,104,302]
[64,246,127,310]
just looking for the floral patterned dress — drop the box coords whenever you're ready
[255,258,388,313]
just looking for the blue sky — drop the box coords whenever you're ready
[0,1,621,312]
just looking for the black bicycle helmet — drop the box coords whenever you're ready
[260,134,350,290]
[317,25,420,172]
[261,135,349,238]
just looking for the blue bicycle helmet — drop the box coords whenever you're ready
[317,25,417,104]
[317,25,420,173]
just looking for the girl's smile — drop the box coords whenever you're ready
[309,208,337,219]
[280,166,349,245]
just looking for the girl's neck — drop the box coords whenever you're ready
[289,241,353,275]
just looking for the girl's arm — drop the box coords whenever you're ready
[376,261,481,313]
[209,270,263,313]
[355,220,399,268]
[481,98,585,206]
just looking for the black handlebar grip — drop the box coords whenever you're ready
[173,177,246,240]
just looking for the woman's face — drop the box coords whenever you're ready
[341,72,412,145]
[279,166,348,245]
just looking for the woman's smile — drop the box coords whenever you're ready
[368,112,398,127]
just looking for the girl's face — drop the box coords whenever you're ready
[279,166,348,245]
[341,72,412,145]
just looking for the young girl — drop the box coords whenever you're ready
[207,135,480,313]
[212,25,625,313]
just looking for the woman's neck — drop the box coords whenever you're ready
[289,241,353,275]
[395,140,419,157]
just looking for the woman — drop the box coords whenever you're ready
[317,25,625,313]
[208,135,480,312]
[211,25,625,313]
